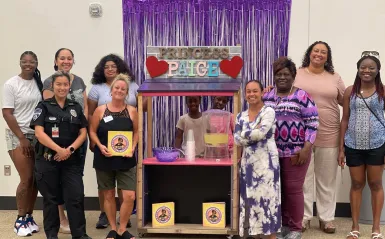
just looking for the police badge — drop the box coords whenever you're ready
[70,109,77,117]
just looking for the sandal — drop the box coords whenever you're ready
[319,220,336,233]
[372,232,384,239]
[121,231,135,239]
[302,220,310,232]
[106,230,118,239]
[346,231,360,239]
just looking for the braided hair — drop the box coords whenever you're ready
[20,51,43,92]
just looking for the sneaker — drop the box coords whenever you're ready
[14,216,32,237]
[276,226,290,239]
[285,231,302,239]
[26,214,39,233]
[96,212,109,229]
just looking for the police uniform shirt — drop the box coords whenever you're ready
[30,97,88,148]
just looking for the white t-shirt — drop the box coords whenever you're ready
[2,75,42,134]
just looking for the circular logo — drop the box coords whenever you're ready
[155,206,172,224]
[111,135,129,153]
[205,207,222,224]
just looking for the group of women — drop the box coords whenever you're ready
[2,49,139,239]
[2,41,384,239]
[235,42,384,239]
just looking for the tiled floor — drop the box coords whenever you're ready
[0,210,384,238]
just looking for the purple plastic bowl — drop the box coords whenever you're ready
[152,147,180,162]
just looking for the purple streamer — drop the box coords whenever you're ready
[122,0,292,152]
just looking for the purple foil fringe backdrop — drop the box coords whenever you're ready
[122,0,292,151]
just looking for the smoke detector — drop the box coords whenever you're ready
[89,3,103,18]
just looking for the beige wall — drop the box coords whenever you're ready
[1,0,385,202]
[289,0,385,203]
[0,0,124,197]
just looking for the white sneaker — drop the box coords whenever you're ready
[26,214,39,233]
[14,217,32,237]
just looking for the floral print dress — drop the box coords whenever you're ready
[234,105,281,237]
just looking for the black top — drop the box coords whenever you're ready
[30,97,88,150]
[93,105,136,171]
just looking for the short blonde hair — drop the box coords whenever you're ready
[110,73,130,93]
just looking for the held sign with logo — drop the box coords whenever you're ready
[145,46,243,79]
[107,131,133,156]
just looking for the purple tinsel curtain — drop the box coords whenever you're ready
[122,0,292,149]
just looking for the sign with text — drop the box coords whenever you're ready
[145,46,242,80]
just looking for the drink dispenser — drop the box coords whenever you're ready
[202,109,231,160]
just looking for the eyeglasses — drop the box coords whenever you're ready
[104,65,117,70]
[361,51,380,59]
[20,60,38,65]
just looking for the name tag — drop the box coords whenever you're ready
[104,115,113,123]
[52,126,59,138]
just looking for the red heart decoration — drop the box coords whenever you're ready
[219,56,243,79]
[146,56,169,78]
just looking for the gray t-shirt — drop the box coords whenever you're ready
[43,75,86,110]
[88,82,139,107]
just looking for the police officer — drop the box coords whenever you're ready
[30,71,91,239]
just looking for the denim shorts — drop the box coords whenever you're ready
[5,129,35,151]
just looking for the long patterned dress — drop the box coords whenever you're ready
[234,105,281,237]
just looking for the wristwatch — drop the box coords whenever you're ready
[69,146,75,154]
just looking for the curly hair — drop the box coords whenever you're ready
[351,55,383,101]
[301,41,335,74]
[91,54,135,84]
[273,56,297,78]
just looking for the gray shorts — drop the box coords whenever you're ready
[96,167,136,191]
[5,129,35,151]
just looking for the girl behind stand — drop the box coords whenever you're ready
[211,96,234,155]
[175,96,205,157]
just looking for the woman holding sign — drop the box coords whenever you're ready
[88,53,143,229]
[89,73,138,239]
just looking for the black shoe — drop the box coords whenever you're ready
[96,212,109,229]
[48,237,59,239]
[72,234,92,239]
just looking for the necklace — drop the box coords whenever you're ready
[275,85,294,116]
[306,67,325,76]
[360,87,375,94]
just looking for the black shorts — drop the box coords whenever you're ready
[345,143,385,167]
